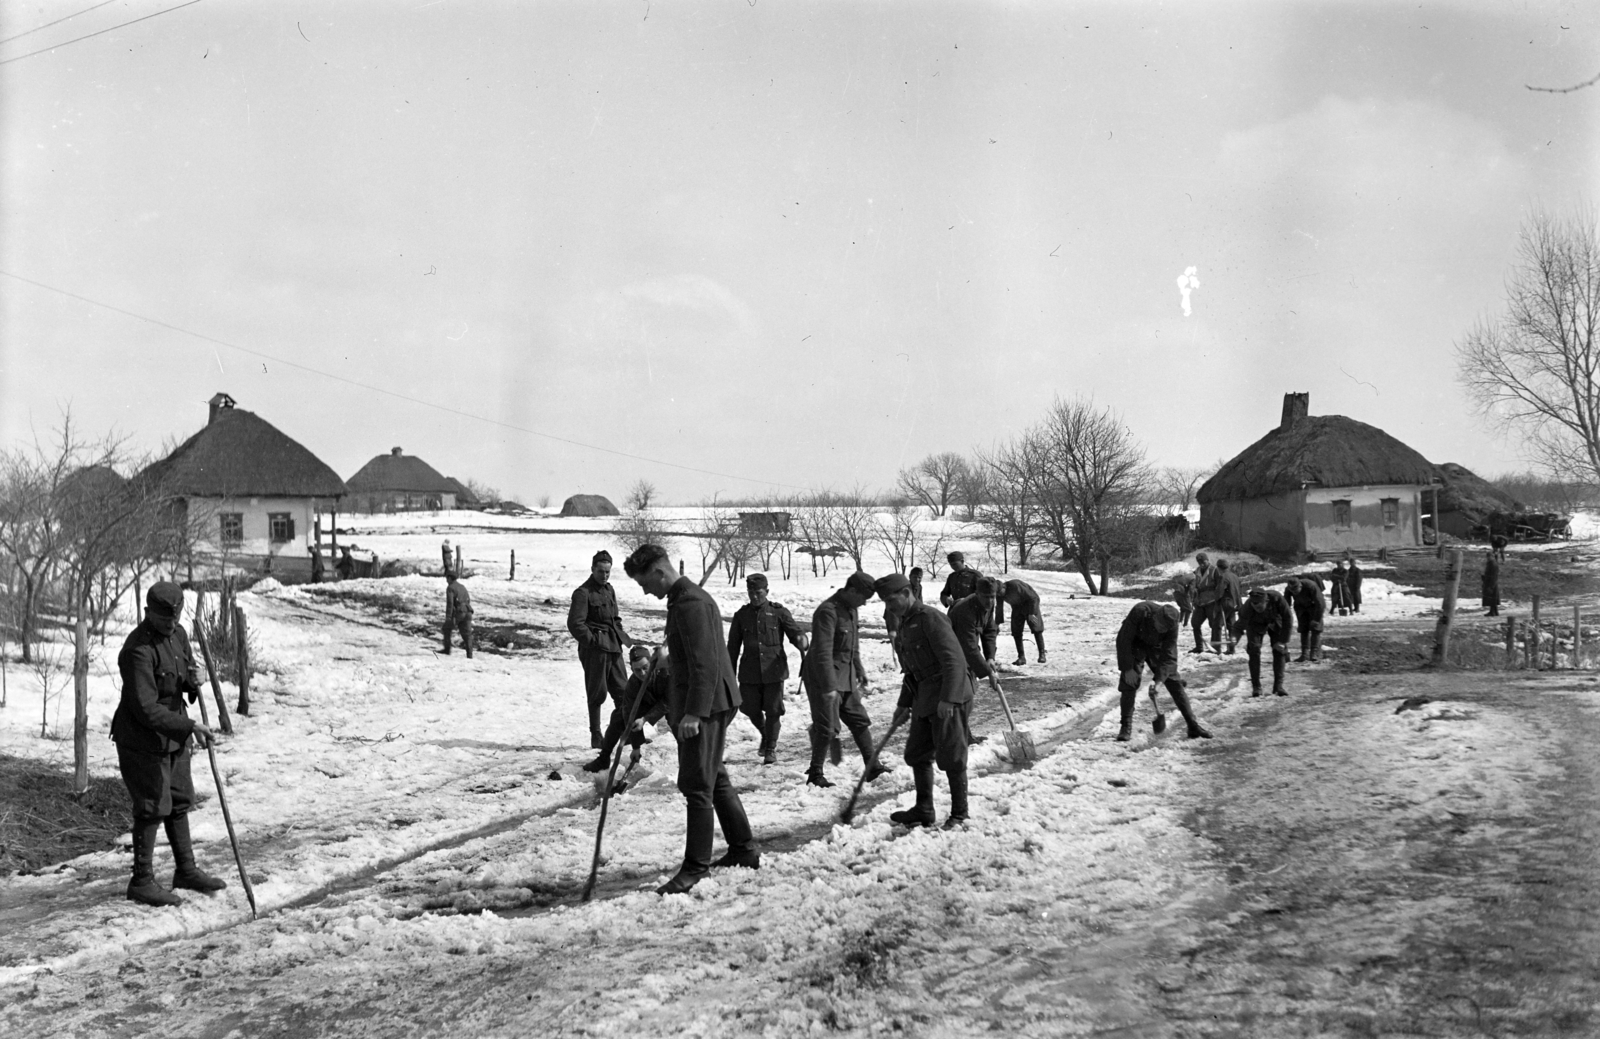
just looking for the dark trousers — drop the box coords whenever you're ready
[442,613,473,654]
[1244,631,1288,687]
[738,681,786,734]
[1193,602,1223,647]
[902,700,971,773]
[579,645,627,734]
[806,684,870,741]
[1220,604,1237,647]
[117,743,195,821]
[673,708,755,874]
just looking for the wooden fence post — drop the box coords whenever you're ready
[1575,606,1584,669]
[510,549,516,580]
[234,605,251,716]
[1531,595,1542,670]
[1506,617,1516,667]
[1431,549,1463,666]
[454,545,462,575]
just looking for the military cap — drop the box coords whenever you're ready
[1154,603,1182,629]
[146,581,184,617]
[1217,558,1230,570]
[746,573,768,588]
[873,573,911,598]
[844,571,877,596]
[976,576,999,595]
[628,644,652,664]
[947,551,965,564]
[593,550,613,566]
[1248,585,1267,598]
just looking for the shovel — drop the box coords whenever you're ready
[1149,682,1168,735]
[581,648,662,902]
[992,678,1038,763]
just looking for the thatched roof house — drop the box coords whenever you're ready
[1197,393,1438,557]
[346,447,463,512]
[141,393,345,570]
[560,493,618,517]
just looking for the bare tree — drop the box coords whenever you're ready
[625,479,658,512]
[463,478,500,504]
[1030,397,1154,594]
[974,439,1041,569]
[871,504,921,574]
[1154,465,1211,514]
[813,486,877,570]
[1457,209,1600,482]
[954,459,989,521]
[896,452,969,518]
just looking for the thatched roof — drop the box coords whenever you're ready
[347,448,457,495]
[1435,462,1522,516]
[1198,414,1436,503]
[442,477,477,505]
[143,403,346,499]
[560,493,618,517]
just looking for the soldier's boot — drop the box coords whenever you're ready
[805,728,834,788]
[1211,637,1223,654]
[829,737,843,766]
[1309,631,1323,663]
[1114,686,1137,742]
[464,632,474,659]
[1272,653,1288,696]
[1167,681,1213,740]
[1296,631,1310,663]
[1225,638,1236,655]
[1248,655,1262,696]
[889,764,937,828]
[1013,635,1028,666]
[1035,633,1047,664]
[127,817,182,907]
[852,726,891,783]
[942,768,969,830]
[588,702,604,749]
[166,814,226,894]
[1191,636,1206,654]
[761,718,781,765]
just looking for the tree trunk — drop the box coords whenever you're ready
[73,600,89,797]
[234,605,251,715]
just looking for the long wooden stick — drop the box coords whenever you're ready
[192,603,233,735]
[581,648,662,902]
[191,622,257,918]
[839,715,905,824]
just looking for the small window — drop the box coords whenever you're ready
[219,513,243,545]
[1333,500,1352,528]
[1381,498,1399,527]
[268,513,295,543]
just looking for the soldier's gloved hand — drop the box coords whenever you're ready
[937,701,955,721]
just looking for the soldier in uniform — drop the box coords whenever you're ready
[1216,558,1242,654]
[1230,585,1294,697]
[1114,600,1213,741]
[622,544,759,894]
[583,644,671,771]
[726,573,808,764]
[568,550,633,749]
[1286,576,1326,662]
[442,571,473,657]
[1191,552,1225,653]
[1481,552,1501,617]
[335,546,356,581]
[1172,573,1194,627]
[997,578,1047,665]
[939,551,982,608]
[878,573,974,829]
[310,545,325,584]
[112,582,225,906]
[1345,555,1364,614]
[1328,560,1351,616]
[908,567,925,603]
[801,571,891,788]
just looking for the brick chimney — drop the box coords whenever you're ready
[208,392,236,425]
[391,446,403,456]
[1280,392,1309,430]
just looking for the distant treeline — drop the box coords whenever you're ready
[1489,473,1599,513]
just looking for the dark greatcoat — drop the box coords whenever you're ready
[1231,591,1295,643]
[112,622,201,755]
[893,603,971,718]
[663,577,741,726]
[803,593,866,695]
[1481,556,1501,607]
[948,595,995,679]
[567,576,627,653]
[726,600,805,685]
[939,566,982,608]
[1116,601,1182,682]
[1346,562,1364,610]
[1288,579,1327,632]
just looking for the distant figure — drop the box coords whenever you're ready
[1345,555,1363,614]
[1231,585,1294,697]
[443,572,473,658]
[726,573,808,765]
[1191,552,1225,653]
[1172,573,1195,627]
[1216,559,1242,654]
[335,546,355,581]
[908,567,925,603]
[309,545,325,584]
[939,552,982,608]
[568,551,632,749]
[1176,266,1200,318]
[999,578,1047,665]
[1285,576,1325,663]
[1482,553,1501,617]
[1329,560,1350,616]
[1491,533,1509,562]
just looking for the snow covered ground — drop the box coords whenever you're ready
[3,518,1580,1036]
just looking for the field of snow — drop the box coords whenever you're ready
[4,513,1582,1035]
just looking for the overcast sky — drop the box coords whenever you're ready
[3,0,1597,504]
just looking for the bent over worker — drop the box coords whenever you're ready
[584,644,670,771]
[623,544,759,895]
[1114,600,1213,742]
[1231,585,1294,697]
[569,551,633,748]
[112,582,224,907]
[801,572,891,788]
[998,578,1047,665]
[1286,576,1326,662]
[727,572,807,765]
[879,573,973,829]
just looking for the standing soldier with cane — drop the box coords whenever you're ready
[622,544,759,895]
[112,582,225,906]
[569,550,632,749]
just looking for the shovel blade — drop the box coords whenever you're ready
[1004,729,1037,762]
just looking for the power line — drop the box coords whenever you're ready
[0,0,208,67]
[0,269,802,490]
[0,0,120,46]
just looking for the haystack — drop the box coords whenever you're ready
[560,494,619,517]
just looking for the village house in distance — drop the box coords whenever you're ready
[1197,393,1440,557]
[140,392,347,575]
[345,446,474,513]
